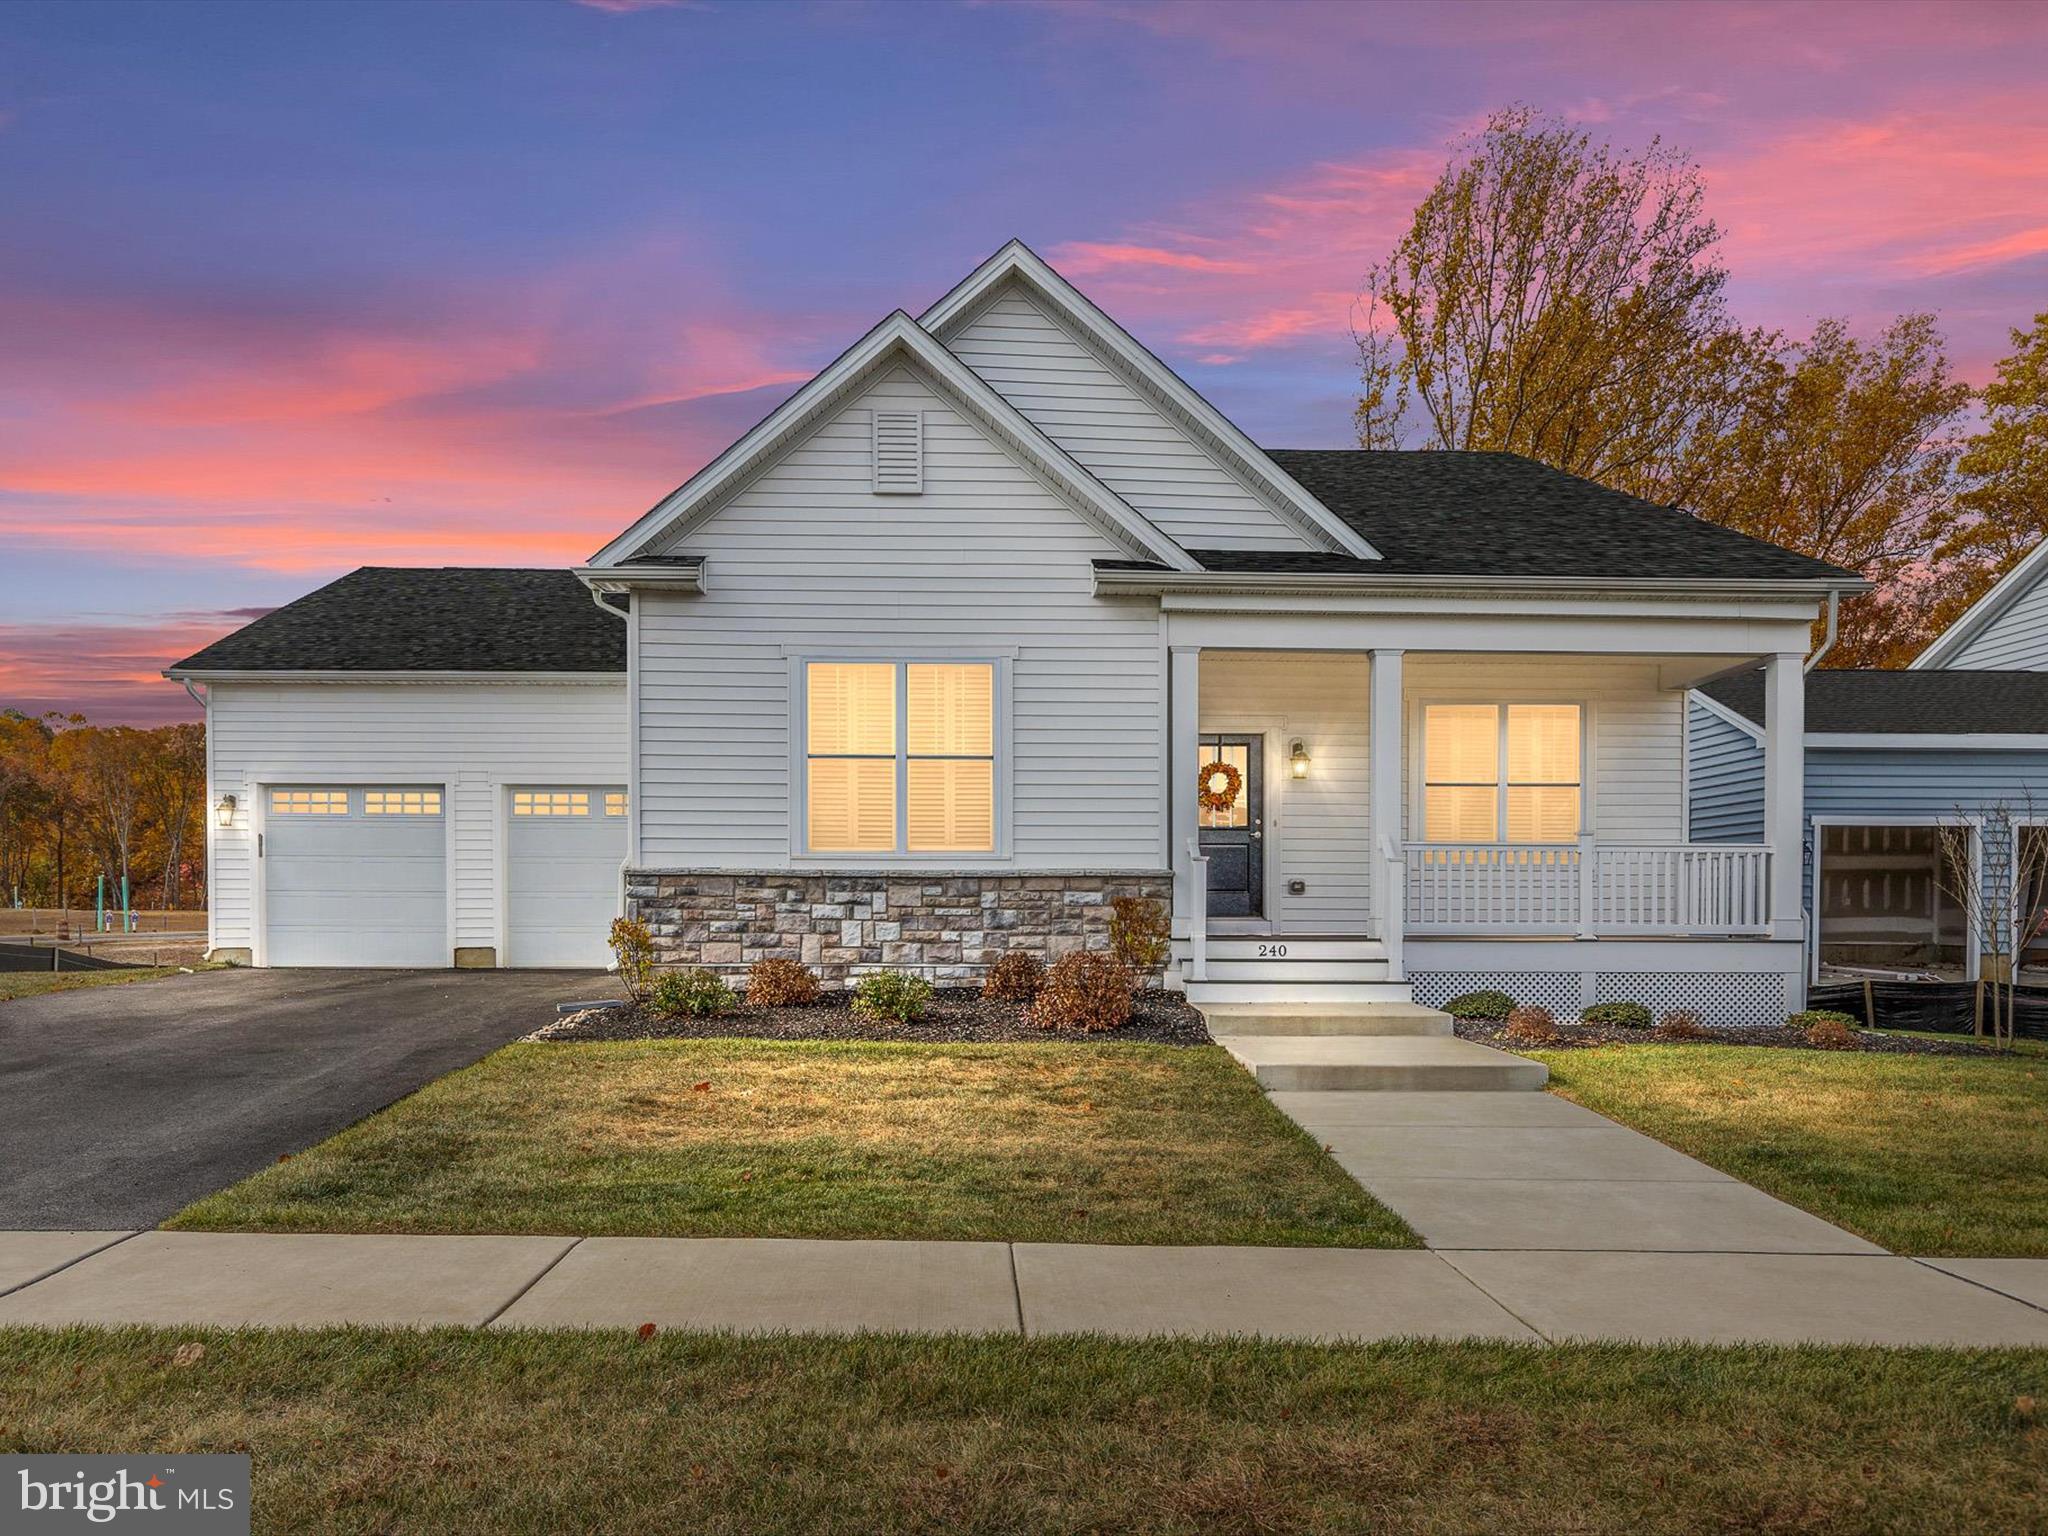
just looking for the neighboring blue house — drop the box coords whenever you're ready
[1691,545,2048,986]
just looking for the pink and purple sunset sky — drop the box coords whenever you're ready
[4,0,2047,725]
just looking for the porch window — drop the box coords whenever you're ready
[1422,704,1582,842]
[805,661,995,854]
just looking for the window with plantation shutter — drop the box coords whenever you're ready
[1423,703,1583,842]
[871,410,923,494]
[804,660,996,854]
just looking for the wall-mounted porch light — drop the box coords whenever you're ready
[1289,740,1311,780]
[215,793,237,829]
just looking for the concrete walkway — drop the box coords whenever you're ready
[4,1230,2047,1346]
[1266,1089,1882,1253]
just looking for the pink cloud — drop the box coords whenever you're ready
[1051,243,1257,276]
[1708,94,2048,286]
[0,238,838,575]
[0,614,247,727]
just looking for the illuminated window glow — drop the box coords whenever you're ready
[1423,704,1582,842]
[513,791,589,817]
[364,789,441,815]
[270,789,348,815]
[805,661,995,853]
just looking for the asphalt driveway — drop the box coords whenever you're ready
[0,968,615,1228]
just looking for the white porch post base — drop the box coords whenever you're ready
[1763,651,1806,942]
[1169,645,1201,939]
[1369,648,1405,981]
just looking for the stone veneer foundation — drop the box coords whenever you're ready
[628,870,1173,988]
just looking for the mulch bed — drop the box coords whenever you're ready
[527,988,1213,1047]
[1454,1018,2001,1057]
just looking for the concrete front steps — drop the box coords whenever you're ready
[1197,1002,1452,1037]
[1176,934,1409,1006]
[1196,997,1547,1092]
[1215,1035,1549,1092]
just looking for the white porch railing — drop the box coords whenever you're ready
[1186,836,1209,981]
[1403,839,1772,937]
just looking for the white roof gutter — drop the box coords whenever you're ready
[1091,569,1871,600]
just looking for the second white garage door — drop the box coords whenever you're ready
[264,785,448,967]
[506,785,628,968]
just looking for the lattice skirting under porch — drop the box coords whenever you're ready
[1412,970,1790,1029]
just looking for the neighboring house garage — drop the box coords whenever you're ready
[168,569,629,970]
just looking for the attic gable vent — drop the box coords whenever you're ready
[871,409,923,494]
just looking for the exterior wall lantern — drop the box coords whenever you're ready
[215,793,237,829]
[1289,740,1311,780]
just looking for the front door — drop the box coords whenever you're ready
[1197,734,1264,918]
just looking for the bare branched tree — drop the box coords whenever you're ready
[1935,796,2048,1050]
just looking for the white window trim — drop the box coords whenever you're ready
[1413,699,1590,845]
[788,655,1013,864]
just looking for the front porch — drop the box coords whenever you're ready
[1167,644,1809,1025]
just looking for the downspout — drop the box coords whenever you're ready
[1803,590,1839,673]
[582,583,632,967]
[177,676,216,959]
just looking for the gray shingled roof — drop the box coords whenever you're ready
[169,568,625,674]
[1702,669,2048,735]
[1100,450,1860,582]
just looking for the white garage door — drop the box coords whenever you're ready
[263,786,448,967]
[506,786,627,968]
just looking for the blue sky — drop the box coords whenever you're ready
[4,0,2046,720]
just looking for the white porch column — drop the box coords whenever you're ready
[1169,645,1201,935]
[1763,651,1806,942]
[1369,648,1406,979]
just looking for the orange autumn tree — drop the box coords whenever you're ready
[1357,108,1974,667]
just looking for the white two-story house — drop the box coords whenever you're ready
[169,242,1865,1025]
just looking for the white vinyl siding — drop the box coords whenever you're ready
[943,283,1311,551]
[1404,657,1685,846]
[639,364,1163,871]
[207,681,628,959]
[1199,651,1372,931]
[1944,576,2048,670]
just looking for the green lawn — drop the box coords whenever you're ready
[1536,1044,2048,1256]
[4,1328,2042,1534]
[0,965,194,1003]
[169,1039,1414,1248]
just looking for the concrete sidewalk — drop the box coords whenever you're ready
[4,1230,2047,1347]
[1267,1089,1886,1253]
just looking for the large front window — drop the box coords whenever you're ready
[805,661,995,854]
[1422,703,1582,841]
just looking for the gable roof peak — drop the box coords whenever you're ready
[587,303,1197,572]
[922,242,1381,562]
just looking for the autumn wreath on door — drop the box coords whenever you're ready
[1197,758,1242,814]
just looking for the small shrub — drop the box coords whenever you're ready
[1804,1016,1858,1050]
[1787,1008,1859,1032]
[1502,1005,1563,1046]
[1581,1000,1652,1029]
[1653,1008,1709,1041]
[745,957,820,1007]
[1030,950,1134,1033]
[1443,989,1516,1021]
[650,967,734,1019]
[608,917,656,1003]
[982,950,1046,1002]
[1108,896,1171,981]
[852,970,933,1025]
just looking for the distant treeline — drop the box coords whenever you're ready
[0,710,207,911]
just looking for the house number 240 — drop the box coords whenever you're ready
[1256,943,1289,958]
